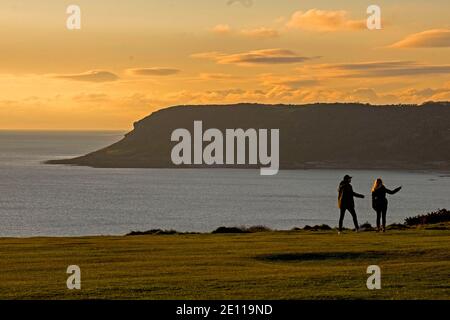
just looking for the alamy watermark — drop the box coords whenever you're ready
[171,121,279,176]
[366,265,381,290]
[66,5,81,30]
[66,265,81,290]
[65,4,381,31]
[367,5,382,30]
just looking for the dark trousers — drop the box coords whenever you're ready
[375,208,387,229]
[339,207,359,231]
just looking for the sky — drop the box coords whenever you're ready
[0,0,449,129]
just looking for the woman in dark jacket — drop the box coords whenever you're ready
[371,178,402,232]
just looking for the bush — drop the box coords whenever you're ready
[212,225,272,234]
[246,225,272,233]
[405,209,450,226]
[387,223,410,230]
[212,226,249,234]
[360,222,375,231]
[303,224,332,231]
[127,229,178,236]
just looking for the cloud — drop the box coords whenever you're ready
[350,88,380,102]
[390,29,450,48]
[72,93,110,103]
[55,70,119,82]
[396,84,450,102]
[240,27,280,39]
[165,86,353,105]
[191,51,223,60]
[73,92,166,111]
[163,83,450,106]
[259,74,319,88]
[192,49,317,66]
[306,61,450,78]
[211,24,232,35]
[198,73,239,80]
[328,61,416,70]
[227,0,253,7]
[211,25,279,39]
[286,9,365,32]
[270,79,319,89]
[126,68,180,76]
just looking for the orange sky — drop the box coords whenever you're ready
[0,0,449,129]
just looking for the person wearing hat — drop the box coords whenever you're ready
[337,175,365,234]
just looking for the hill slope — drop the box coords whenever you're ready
[47,102,450,170]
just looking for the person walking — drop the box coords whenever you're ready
[371,178,402,232]
[338,175,365,234]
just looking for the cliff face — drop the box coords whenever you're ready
[47,102,450,170]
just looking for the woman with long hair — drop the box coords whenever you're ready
[371,178,402,232]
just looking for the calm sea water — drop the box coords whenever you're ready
[0,131,449,237]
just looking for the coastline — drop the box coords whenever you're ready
[45,160,450,173]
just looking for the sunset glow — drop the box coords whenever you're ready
[1,0,449,129]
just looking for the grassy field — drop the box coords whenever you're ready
[0,228,449,300]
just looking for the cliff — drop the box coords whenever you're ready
[47,102,450,170]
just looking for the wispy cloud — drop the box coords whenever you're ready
[211,24,233,35]
[211,25,279,38]
[192,49,318,66]
[126,68,180,76]
[302,61,450,78]
[72,93,110,103]
[198,73,239,80]
[286,9,365,32]
[54,70,119,82]
[259,74,320,88]
[164,82,450,106]
[269,79,319,89]
[240,27,280,39]
[227,0,253,7]
[390,29,450,48]
[72,92,165,111]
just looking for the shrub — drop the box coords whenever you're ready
[246,225,272,233]
[387,223,410,230]
[127,229,178,236]
[212,225,272,234]
[360,222,375,231]
[360,222,373,229]
[405,209,450,226]
[316,224,332,231]
[303,224,332,231]
[212,226,249,234]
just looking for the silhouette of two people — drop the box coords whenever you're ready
[337,175,402,233]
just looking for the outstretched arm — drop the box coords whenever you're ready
[349,185,365,198]
[386,186,402,195]
[353,191,365,198]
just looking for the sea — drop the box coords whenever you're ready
[0,131,449,237]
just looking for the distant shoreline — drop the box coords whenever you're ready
[45,160,450,173]
[3,221,449,240]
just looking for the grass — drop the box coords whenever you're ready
[0,227,449,300]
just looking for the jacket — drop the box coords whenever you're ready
[372,186,401,210]
[338,181,364,209]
